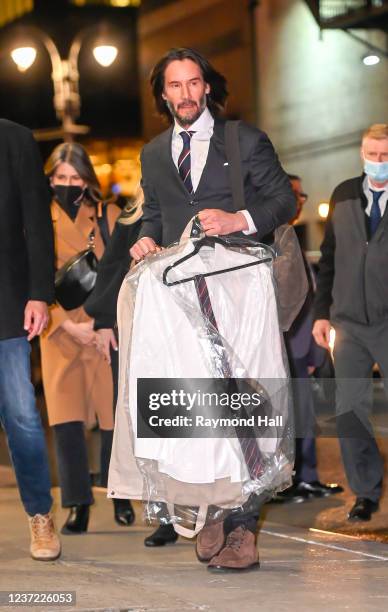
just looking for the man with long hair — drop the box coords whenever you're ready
[130,48,296,571]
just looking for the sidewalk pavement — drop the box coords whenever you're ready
[0,480,387,612]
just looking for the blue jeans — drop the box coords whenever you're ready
[0,337,52,516]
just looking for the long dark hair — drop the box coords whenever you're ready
[150,48,228,122]
[45,142,102,205]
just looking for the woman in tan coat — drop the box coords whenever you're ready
[41,143,131,534]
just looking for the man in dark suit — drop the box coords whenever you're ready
[313,124,388,522]
[275,175,343,503]
[130,48,296,571]
[0,119,60,560]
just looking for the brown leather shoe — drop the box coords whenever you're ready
[29,513,61,561]
[207,526,259,572]
[196,522,225,562]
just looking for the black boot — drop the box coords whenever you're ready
[144,524,178,547]
[113,498,135,526]
[61,504,90,535]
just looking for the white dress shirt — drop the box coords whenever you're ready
[363,175,388,217]
[171,107,257,235]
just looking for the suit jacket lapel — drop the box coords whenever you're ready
[158,126,188,197]
[195,119,226,198]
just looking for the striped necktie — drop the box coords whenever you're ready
[178,131,194,194]
[370,190,383,236]
[194,274,264,480]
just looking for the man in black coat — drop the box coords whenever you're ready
[313,123,388,523]
[130,48,296,571]
[0,119,60,560]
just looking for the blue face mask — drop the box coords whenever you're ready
[363,159,388,183]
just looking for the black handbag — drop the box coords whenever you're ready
[54,206,108,310]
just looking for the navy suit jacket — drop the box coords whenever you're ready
[138,118,296,247]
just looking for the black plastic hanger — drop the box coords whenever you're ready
[162,235,274,287]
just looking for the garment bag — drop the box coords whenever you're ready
[109,220,294,536]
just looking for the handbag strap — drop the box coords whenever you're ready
[224,120,246,212]
[96,203,110,247]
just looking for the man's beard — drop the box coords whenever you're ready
[166,94,207,126]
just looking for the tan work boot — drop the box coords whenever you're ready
[28,513,61,561]
[195,522,225,562]
[207,526,259,571]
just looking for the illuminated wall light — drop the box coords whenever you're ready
[112,0,141,5]
[11,46,37,72]
[111,0,133,6]
[362,54,380,66]
[93,45,118,67]
[318,202,330,219]
[71,0,140,5]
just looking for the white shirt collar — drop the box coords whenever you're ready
[173,106,214,140]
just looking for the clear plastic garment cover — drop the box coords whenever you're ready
[108,220,297,537]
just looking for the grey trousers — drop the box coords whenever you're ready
[333,319,388,502]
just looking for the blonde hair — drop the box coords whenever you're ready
[117,184,144,225]
[362,124,388,141]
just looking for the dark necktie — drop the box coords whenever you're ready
[178,131,194,194]
[194,274,263,480]
[370,190,383,236]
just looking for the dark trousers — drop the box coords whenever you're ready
[334,320,388,503]
[294,438,318,484]
[223,492,268,534]
[54,421,113,507]
[290,357,319,484]
[110,345,119,412]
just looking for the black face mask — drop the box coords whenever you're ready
[53,185,84,219]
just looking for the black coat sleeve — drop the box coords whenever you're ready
[84,217,142,329]
[137,147,163,243]
[19,129,55,303]
[313,196,336,321]
[244,128,296,236]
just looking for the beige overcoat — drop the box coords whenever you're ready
[40,200,120,429]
